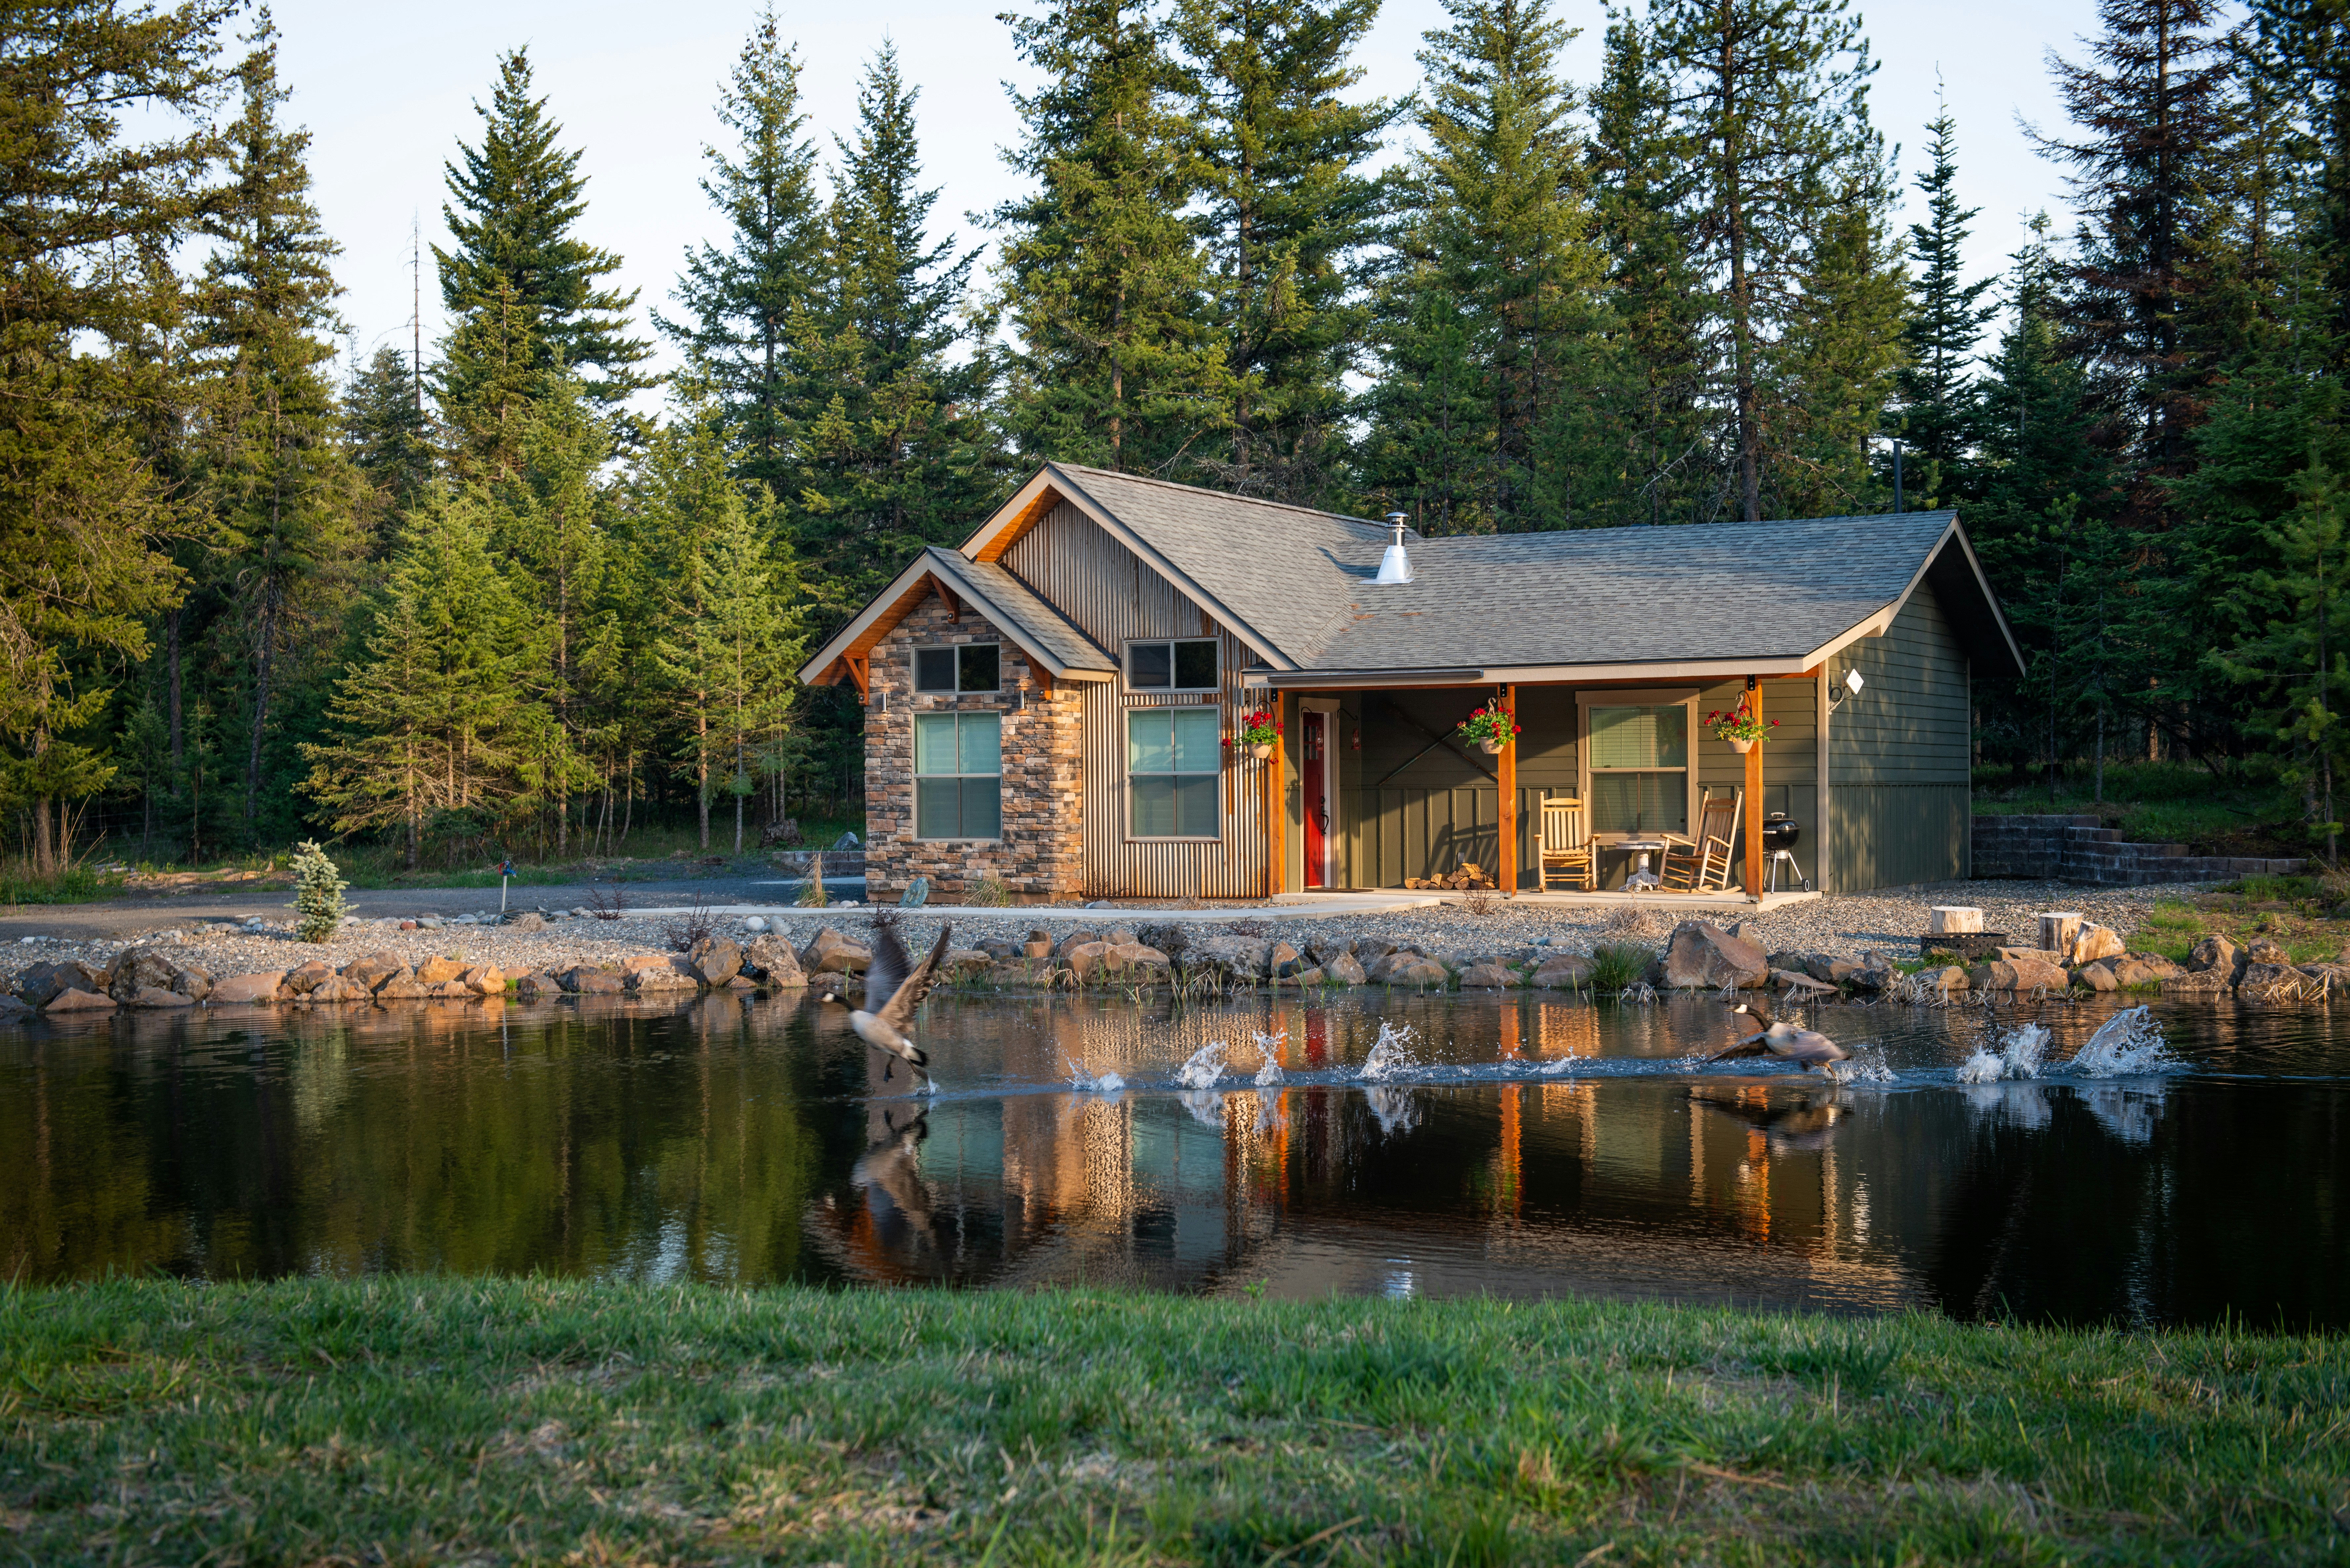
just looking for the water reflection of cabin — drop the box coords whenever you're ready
[797,463,2025,901]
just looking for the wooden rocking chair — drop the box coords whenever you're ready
[1538,796,1596,892]
[1660,789,1741,893]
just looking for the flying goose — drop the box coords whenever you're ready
[1707,996,1850,1073]
[848,914,952,1090]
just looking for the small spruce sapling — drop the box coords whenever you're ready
[292,840,349,943]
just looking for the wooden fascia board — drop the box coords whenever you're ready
[795,554,939,687]
[963,469,1069,564]
[1874,519,2027,680]
[1252,655,1826,689]
[1022,464,1299,671]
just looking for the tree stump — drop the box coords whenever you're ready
[2037,912,2083,962]
[1928,906,1984,935]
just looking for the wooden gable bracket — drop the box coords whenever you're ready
[934,580,961,622]
[842,654,870,700]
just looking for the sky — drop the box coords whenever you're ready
[270,0,2113,391]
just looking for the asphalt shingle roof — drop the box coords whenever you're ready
[1044,464,1960,672]
[925,548,1118,675]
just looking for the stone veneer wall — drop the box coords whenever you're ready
[863,594,1084,899]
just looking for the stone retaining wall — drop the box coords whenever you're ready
[1972,813,2305,885]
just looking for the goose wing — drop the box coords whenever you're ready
[1706,1034,1774,1062]
[874,922,952,1034]
[864,916,909,1008]
[1782,1029,1848,1066]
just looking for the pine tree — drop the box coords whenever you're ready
[0,0,231,874]
[1651,0,1886,521]
[657,6,826,489]
[302,495,535,864]
[2215,450,2350,859]
[1771,161,1908,518]
[189,17,363,841]
[1896,96,1996,504]
[436,47,651,468]
[1367,0,1598,531]
[290,838,347,940]
[1174,0,1398,503]
[790,42,1004,617]
[343,345,434,552]
[991,0,1235,473]
[1574,13,1717,526]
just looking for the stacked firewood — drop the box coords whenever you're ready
[1404,864,1494,892]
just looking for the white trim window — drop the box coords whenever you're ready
[1127,707,1220,838]
[914,712,1002,839]
[1126,637,1219,692]
[914,643,1001,694]
[1584,702,1691,835]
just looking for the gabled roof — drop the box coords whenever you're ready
[800,465,2027,691]
[797,546,1117,690]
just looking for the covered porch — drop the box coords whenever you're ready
[1256,667,1833,904]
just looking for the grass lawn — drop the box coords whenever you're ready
[2,1280,2341,1565]
[1972,759,2309,859]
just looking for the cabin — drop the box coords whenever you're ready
[796,463,2025,904]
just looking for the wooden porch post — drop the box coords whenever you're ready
[1265,701,1287,897]
[1497,685,1517,894]
[1744,676,1764,900]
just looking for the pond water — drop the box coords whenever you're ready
[3,990,2343,1328]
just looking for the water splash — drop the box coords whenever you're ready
[1359,1022,1420,1082]
[1365,1085,1420,1137]
[1534,1056,1576,1076]
[1253,1031,1286,1086]
[1175,1040,1229,1090]
[1064,1060,1125,1094]
[2066,1007,2176,1077]
[1826,1045,1895,1084]
[1958,1023,2049,1083]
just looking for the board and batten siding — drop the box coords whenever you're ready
[1827,579,1971,891]
[999,502,1271,898]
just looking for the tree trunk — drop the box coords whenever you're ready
[166,607,184,788]
[246,577,278,830]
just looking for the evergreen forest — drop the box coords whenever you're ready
[8,0,2350,879]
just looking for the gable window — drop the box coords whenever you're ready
[1127,637,1218,692]
[915,643,1000,694]
[1585,703,1689,835]
[1128,707,1219,838]
[914,713,1001,839]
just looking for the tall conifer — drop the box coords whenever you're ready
[343,346,435,551]
[1896,98,1996,504]
[436,47,650,470]
[991,0,1233,473]
[1175,0,1397,503]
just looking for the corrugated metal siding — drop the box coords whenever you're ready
[1827,580,1971,890]
[1001,502,1269,898]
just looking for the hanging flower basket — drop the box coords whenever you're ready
[1457,702,1520,755]
[1706,700,1777,751]
[1226,706,1280,762]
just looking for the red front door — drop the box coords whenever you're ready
[1302,711,1328,888]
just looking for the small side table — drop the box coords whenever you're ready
[1616,838,1667,892]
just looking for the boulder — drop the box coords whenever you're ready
[2243,936,2290,966]
[1289,966,1325,987]
[511,973,560,999]
[103,946,178,1001]
[1267,941,1302,979]
[1023,929,1053,960]
[1052,928,1108,959]
[741,934,807,987]
[1354,938,1398,965]
[944,947,994,975]
[506,912,547,933]
[1324,952,1368,987]
[2239,960,2307,993]
[171,964,212,1002]
[1108,926,1138,946]
[341,953,408,991]
[129,985,192,1008]
[309,975,371,1003]
[1802,954,1861,987]
[1531,955,1594,989]
[1458,963,1518,989]
[415,955,467,986]
[280,959,334,996]
[1661,921,1769,991]
[2072,923,2126,964]
[1969,957,2070,992]
[1061,941,1112,980]
[2073,963,2119,992]
[1135,923,1191,959]
[1385,957,1451,988]
[0,995,29,1020]
[1924,965,1970,991]
[627,960,697,992]
[559,967,624,996]
[1995,946,2067,965]
[1306,936,1355,967]
[44,987,115,1012]
[688,937,743,985]
[801,928,871,975]
[1107,942,1170,974]
[900,875,930,908]
[460,965,506,996]
[208,971,286,1004]
[1774,968,1841,995]
[1849,953,1900,992]
[1187,936,1272,981]
[16,960,102,1007]
[2187,934,2238,975]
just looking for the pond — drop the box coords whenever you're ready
[2,990,2342,1329]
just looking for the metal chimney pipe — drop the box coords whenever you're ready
[1375,512,1414,585]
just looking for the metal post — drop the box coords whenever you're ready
[1893,440,1904,514]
